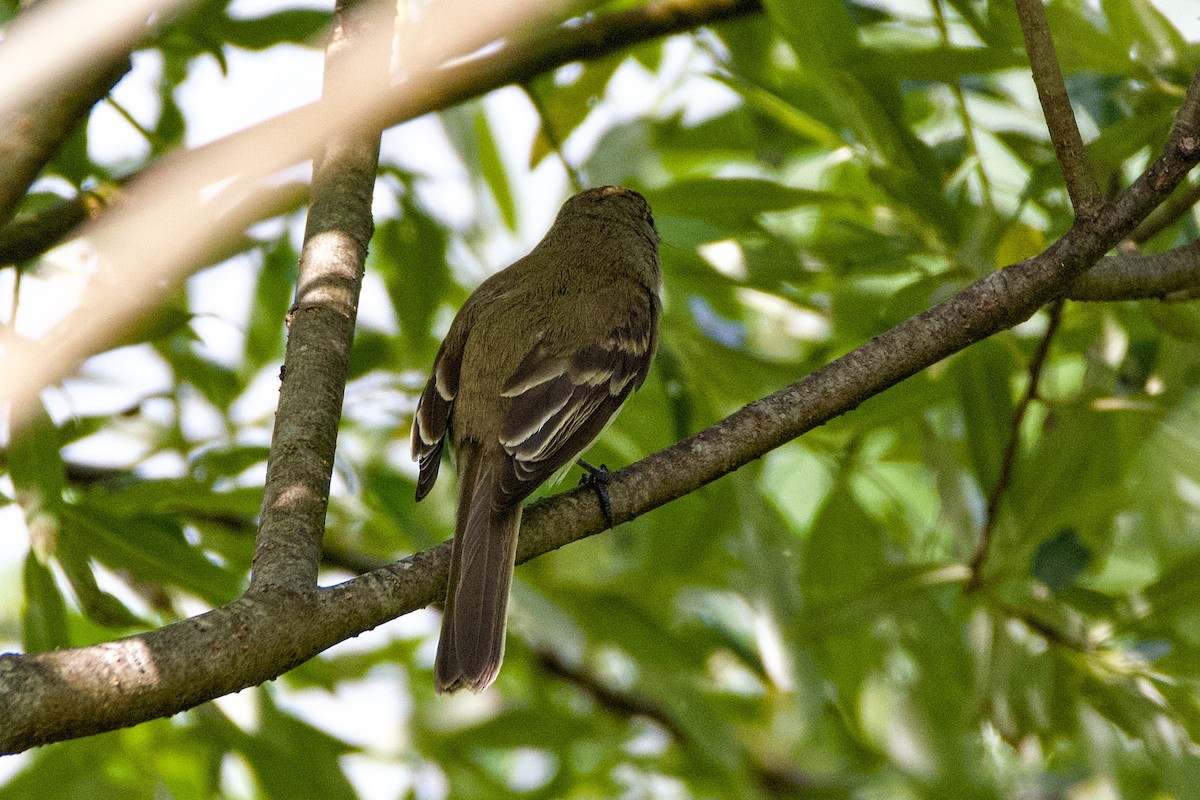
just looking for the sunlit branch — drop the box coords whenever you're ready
[1,10,1198,760]
[0,0,763,430]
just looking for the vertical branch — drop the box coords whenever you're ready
[1014,0,1101,217]
[968,300,1064,587]
[249,0,392,595]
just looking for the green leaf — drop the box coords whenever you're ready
[1032,528,1092,592]
[245,236,298,370]
[650,178,842,231]
[22,552,70,652]
[762,0,858,68]
[201,692,359,800]
[525,57,622,168]
[54,528,149,629]
[7,400,65,562]
[112,296,194,349]
[7,400,66,510]
[62,503,242,605]
[372,200,450,360]
[1100,0,1189,73]
[473,108,516,231]
[1143,301,1200,342]
[218,9,329,49]
[347,329,397,378]
[873,45,1025,82]
[947,338,1017,491]
[1043,2,1136,75]
[157,334,243,411]
[190,445,271,483]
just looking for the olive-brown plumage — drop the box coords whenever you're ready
[412,186,661,693]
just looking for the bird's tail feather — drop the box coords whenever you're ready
[434,450,520,693]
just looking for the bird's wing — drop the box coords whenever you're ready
[496,286,658,502]
[412,321,469,501]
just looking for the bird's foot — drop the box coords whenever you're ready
[577,460,614,529]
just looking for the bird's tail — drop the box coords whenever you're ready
[434,448,521,693]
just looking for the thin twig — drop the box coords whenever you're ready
[103,95,157,146]
[536,649,685,738]
[931,0,993,210]
[1068,238,1200,301]
[1129,178,1200,244]
[1014,0,1101,216]
[968,300,1064,588]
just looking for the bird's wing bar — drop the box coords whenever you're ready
[496,287,657,502]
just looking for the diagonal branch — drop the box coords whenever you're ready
[534,649,831,797]
[2,64,1197,757]
[0,0,765,428]
[1129,178,1200,244]
[0,53,129,229]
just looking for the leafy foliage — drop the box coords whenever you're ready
[3,0,1200,797]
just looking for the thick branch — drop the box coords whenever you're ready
[249,0,388,594]
[0,53,129,230]
[1014,0,1101,216]
[3,68,1197,755]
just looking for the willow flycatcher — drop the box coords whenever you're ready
[412,185,661,692]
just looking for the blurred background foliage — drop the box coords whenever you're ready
[3,0,1200,797]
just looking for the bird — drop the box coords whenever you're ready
[411,185,661,693]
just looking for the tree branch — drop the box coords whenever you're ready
[248,0,389,595]
[0,0,765,424]
[1068,238,1200,301]
[1014,0,1101,216]
[535,649,831,797]
[0,48,129,230]
[3,65,1197,756]
[1129,178,1200,244]
[0,192,97,267]
[0,179,307,268]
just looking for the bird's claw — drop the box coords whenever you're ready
[577,460,614,529]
